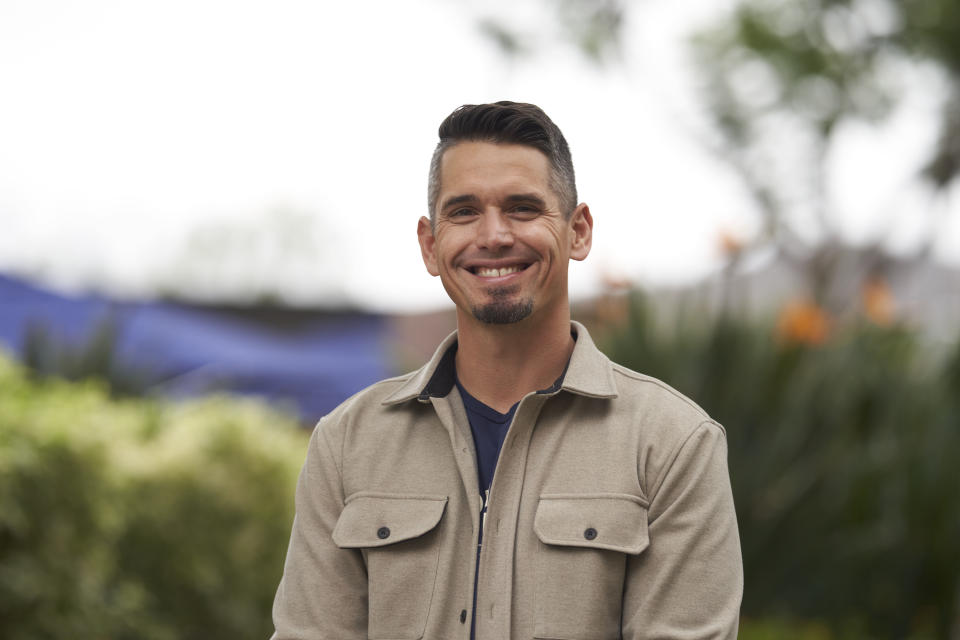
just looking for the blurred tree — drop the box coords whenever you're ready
[477,0,960,307]
[473,0,626,63]
[160,206,349,307]
[690,0,960,295]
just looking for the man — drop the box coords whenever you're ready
[271,101,743,639]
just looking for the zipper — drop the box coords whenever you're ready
[481,489,490,541]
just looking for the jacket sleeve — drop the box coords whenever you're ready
[622,421,743,639]
[271,419,367,639]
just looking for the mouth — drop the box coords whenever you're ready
[468,263,532,278]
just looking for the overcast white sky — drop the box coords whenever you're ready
[1,0,956,312]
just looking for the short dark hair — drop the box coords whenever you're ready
[427,101,577,224]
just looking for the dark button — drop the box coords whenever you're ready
[459,609,467,624]
[377,526,390,539]
[584,527,598,540]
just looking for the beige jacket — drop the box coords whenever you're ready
[272,322,742,639]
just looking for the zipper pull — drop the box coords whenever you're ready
[481,489,489,537]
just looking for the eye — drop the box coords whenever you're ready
[509,204,541,218]
[448,207,476,219]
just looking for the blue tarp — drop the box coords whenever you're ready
[0,273,392,423]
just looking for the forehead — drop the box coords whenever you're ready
[438,142,553,197]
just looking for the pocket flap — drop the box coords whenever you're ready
[333,492,448,548]
[534,493,649,554]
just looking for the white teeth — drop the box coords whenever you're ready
[476,265,522,277]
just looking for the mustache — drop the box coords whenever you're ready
[457,250,538,263]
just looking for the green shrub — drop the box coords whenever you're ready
[602,296,960,638]
[0,354,308,640]
[737,618,835,640]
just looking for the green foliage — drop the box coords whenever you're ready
[690,0,960,259]
[22,317,153,397]
[738,617,835,640]
[476,0,624,63]
[695,0,896,134]
[0,353,308,640]
[602,296,960,638]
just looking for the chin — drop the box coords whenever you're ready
[471,299,534,324]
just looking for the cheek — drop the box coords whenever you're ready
[543,227,568,257]
[434,229,469,261]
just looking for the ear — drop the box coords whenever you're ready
[417,216,440,276]
[568,203,593,261]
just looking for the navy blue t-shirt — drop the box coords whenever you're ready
[455,379,517,497]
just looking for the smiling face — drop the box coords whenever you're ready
[418,141,592,328]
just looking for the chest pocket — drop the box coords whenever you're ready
[533,493,649,640]
[333,492,448,640]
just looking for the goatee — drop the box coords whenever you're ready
[472,286,533,324]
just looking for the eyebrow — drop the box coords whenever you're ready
[439,193,549,212]
[504,193,548,208]
[439,194,478,211]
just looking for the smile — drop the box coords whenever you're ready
[469,264,530,278]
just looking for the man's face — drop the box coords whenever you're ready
[418,141,592,326]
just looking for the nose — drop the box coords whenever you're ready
[476,210,514,251]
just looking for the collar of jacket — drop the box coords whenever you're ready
[381,320,618,406]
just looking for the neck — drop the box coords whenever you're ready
[454,308,574,413]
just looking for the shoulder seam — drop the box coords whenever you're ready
[314,417,344,479]
[611,364,710,420]
[647,419,725,513]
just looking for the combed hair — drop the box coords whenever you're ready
[427,101,577,224]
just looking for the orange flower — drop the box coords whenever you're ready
[717,230,745,258]
[776,298,831,345]
[861,276,895,326]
